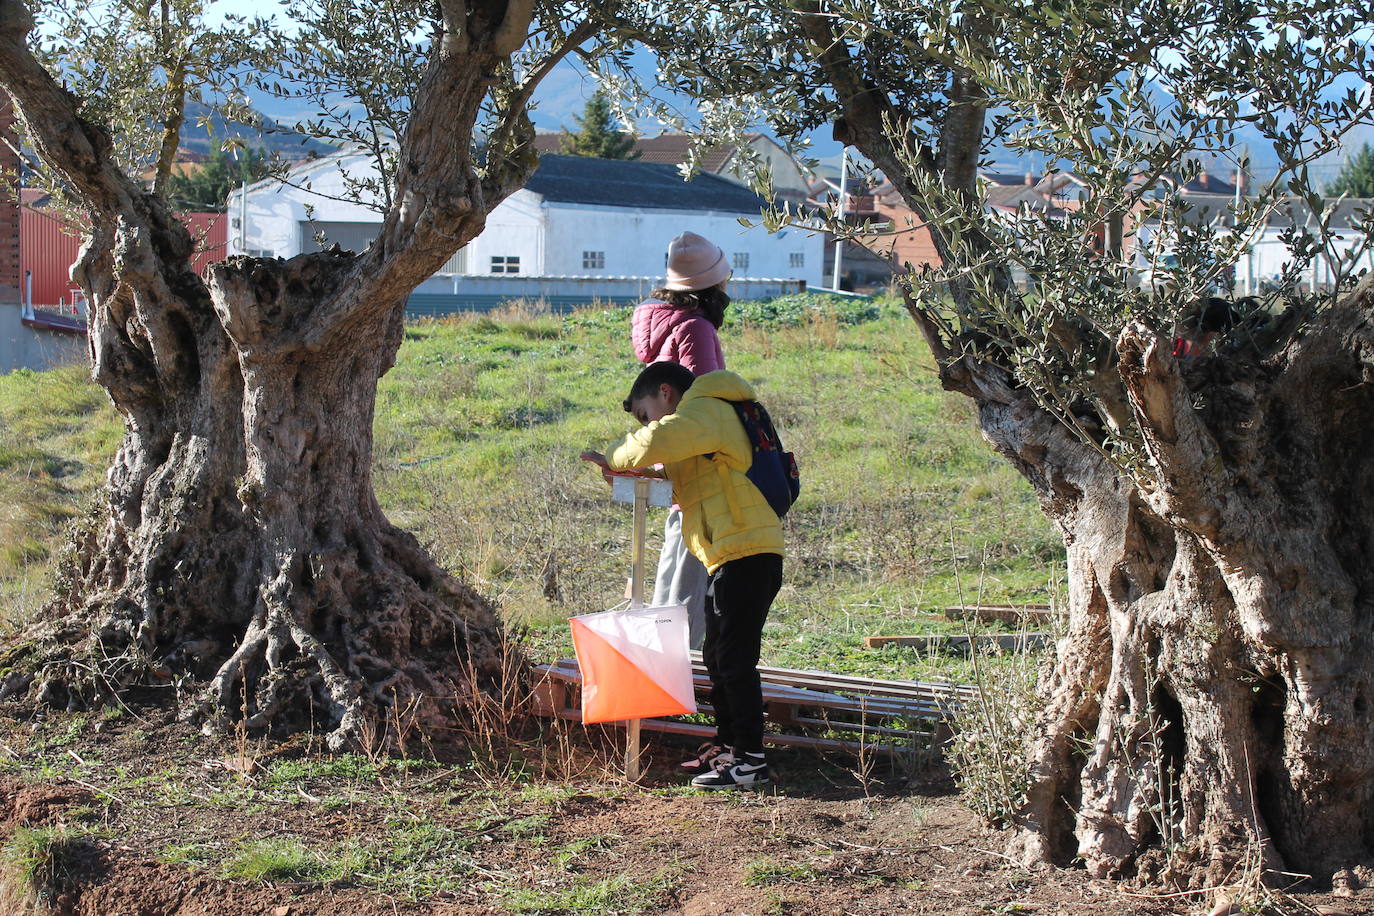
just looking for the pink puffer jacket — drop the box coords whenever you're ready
[631,300,725,375]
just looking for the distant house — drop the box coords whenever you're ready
[1167,169,1241,196]
[835,170,1070,286]
[533,132,814,203]
[1135,195,1374,294]
[806,178,897,290]
[230,151,822,312]
[1032,170,1092,207]
[862,183,943,277]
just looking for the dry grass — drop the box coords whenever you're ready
[1,299,1066,685]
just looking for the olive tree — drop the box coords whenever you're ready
[0,0,610,748]
[622,0,1374,889]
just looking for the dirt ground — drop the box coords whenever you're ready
[0,697,1368,916]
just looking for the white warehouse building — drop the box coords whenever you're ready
[228,151,823,313]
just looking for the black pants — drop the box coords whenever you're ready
[702,552,783,755]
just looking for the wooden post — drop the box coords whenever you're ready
[624,477,649,781]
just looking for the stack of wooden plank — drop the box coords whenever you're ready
[530,653,980,756]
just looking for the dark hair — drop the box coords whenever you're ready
[649,284,730,329]
[1182,296,1239,334]
[1198,297,1239,333]
[623,361,695,413]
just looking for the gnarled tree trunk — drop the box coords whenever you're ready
[0,0,569,748]
[912,280,1374,888]
[803,7,1374,882]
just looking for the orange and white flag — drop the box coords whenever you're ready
[570,605,696,724]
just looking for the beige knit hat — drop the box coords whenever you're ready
[663,232,731,291]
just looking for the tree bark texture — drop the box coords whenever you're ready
[0,0,544,748]
[819,26,1374,884]
[910,278,1374,888]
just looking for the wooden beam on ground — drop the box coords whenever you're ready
[863,633,1052,652]
[942,604,1052,624]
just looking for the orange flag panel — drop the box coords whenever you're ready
[571,618,696,724]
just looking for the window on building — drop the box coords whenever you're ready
[582,251,605,269]
[300,221,381,254]
[491,255,520,274]
[732,252,750,271]
[789,252,805,269]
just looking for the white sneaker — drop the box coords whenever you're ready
[691,752,769,790]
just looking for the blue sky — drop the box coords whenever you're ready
[201,0,846,169]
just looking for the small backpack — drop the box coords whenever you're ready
[721,398,800,518]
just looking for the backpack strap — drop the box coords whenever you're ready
[709,398,748,526]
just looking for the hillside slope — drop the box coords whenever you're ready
[0,297,1062,680]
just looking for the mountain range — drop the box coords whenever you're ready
[176,100,337,161]
[217,57,1357,188]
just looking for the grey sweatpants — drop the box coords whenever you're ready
[653,508,709,649]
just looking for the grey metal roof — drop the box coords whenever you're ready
[1140,195,1374,230]
[1262,197,1373,230]
[985,184,1068,215]
[525,154,769,213]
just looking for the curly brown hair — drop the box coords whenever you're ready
[648,284,730,329]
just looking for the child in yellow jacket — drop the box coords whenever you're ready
[582,361,784,789]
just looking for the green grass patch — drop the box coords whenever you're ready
[0,294,1065,685]
[159,841,218,867]
[502,869,678,915]
[264,754,383,787]
[2,823,103,904]
[220,838,327,882]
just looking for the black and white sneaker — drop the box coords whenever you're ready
[679,743,729,775]
[691,752,769,790]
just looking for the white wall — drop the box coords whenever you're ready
[1242,229,1374,292]
[541,204,824,287]
[0,304,85,374]
[460,190,545,275]
[229,152,386,258]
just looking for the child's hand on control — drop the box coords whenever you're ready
[580,451,614,485]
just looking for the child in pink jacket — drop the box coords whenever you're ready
[633,231,729,375]
[632,232,731,654]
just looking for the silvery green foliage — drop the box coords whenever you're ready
[893,0,1373,463]
[30,0,624,216]
[246,0,434,212]
[620,0,1374,461]
[27,0,260,203]
[246,0,610,213]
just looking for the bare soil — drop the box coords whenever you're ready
[0,696,1367,916]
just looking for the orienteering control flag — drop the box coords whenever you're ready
[570,605,696,724]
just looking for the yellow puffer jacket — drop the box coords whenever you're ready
[607,370,784,573]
